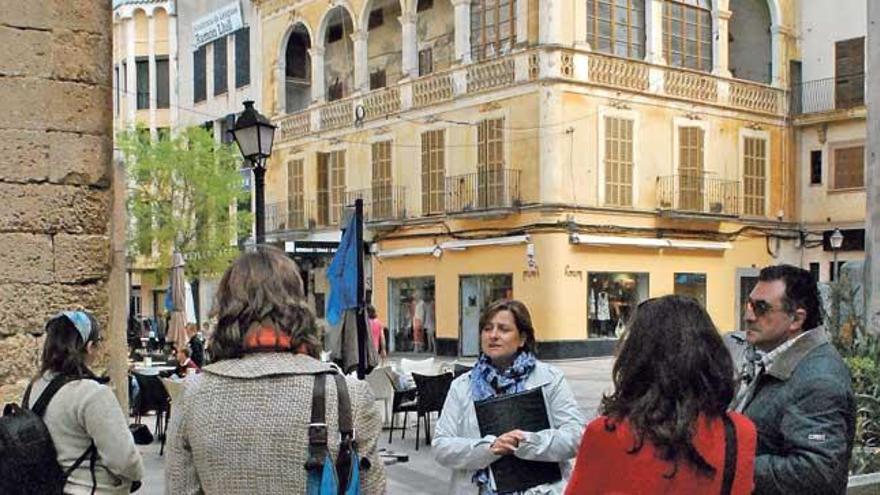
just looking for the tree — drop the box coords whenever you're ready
[118,126,251,280]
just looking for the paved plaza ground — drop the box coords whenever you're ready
[135,356,614,494]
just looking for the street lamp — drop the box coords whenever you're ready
[830,228,844,281]
[231,101,276,246]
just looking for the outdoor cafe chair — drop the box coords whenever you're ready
[411,372,454,450]
[385,368,418,444]
[131,372,170,452]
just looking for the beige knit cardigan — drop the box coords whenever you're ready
[165,352,386,494]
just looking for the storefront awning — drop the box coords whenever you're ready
[570,234,731,251]
[374,235,531,259]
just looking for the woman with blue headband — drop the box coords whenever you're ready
[24,310,144,494]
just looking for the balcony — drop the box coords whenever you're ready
[274,48,788,145]
[265,199,314,233]
[445,169,521,215]
[656,175,740,217]
[345,186,407,223]
[790,74,865,116]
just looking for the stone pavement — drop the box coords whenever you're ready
[134,356,614,494]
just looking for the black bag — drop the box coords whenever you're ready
[129,423,154,445]
[0,375,97,495]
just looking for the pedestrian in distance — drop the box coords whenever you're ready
[25,311,144,494]
[565,295,756,495]
[433,299,585,494]
[366,304,387,361]
[730,264,855,494]
[165,246,385,494]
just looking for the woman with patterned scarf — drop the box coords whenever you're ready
[432,299,585,494]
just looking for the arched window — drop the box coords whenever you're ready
[663,0,712,72]
[586,0,646,59]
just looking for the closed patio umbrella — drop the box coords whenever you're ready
[166,251,189,347]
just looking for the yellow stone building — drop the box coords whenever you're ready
[255,0,796,357]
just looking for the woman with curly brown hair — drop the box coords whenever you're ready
[565,295,756,495]
[165,247,385,494]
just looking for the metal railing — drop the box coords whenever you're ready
[444,169,521,214]
[345,186,407,222]
[790,74,865,115]
[265,199,314,233]
[656,174,740,216]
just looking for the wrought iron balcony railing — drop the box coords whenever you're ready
[265,199,314,233]
[656,174,740,217]
[345,186,407,222]
[444,169,521,214]
[790,74,865,115]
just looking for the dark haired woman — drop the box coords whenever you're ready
[165,246,385,494]
[565,295,756,494]
[433,299,584,494]
[25,311,144,494]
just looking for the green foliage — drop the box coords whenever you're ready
[826,273,880,474]
[118,126,251,279]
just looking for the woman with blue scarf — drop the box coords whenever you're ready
[432,300,585,494]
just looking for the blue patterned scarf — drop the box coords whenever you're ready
[469,351,537,494]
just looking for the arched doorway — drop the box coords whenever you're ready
[728,0,772,84]
[285,23,311,112]
[363,0,403,88]
[322,6,355,101]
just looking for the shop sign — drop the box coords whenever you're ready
[193,2,242,47]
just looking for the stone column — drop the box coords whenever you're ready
[645,0,664,64]
[539,86,565,202]
[712,0,732,78]
[310,46,326,103]
[275,61,286,114]
[770,25,787,86]
[352,30,369,92]
[147,12,157,138]
[168,14,178,133]
[452,0,471,63]
[399,12,418,78]
[865,0,880,334]
[126,17,136,125]
[516,0,528,46]
[539,0,563,46]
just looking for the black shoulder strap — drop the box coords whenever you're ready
[30,375,73,417]
[305,373,330,472]
[721,413,737,495]
[62,442,97,495]
[332,374,355,495]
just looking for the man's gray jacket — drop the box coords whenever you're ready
[731,328,855,495]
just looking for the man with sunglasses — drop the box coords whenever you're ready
[729,264,855,494]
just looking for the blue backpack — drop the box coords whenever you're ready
[305,372,363,495]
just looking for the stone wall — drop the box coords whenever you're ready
[0,1,123,404]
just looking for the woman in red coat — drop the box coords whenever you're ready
[565,295,756,495]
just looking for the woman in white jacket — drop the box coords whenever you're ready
[432,299,585,494]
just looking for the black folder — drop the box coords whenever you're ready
[474,387,562,493]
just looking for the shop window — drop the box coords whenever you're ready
[674,273,707,307]
[663,0,712,72]
[421,129,446,214]
[831,144,864,190]
[603,116,634,207]
[742,136,767,216]
[587,0,646,59]
[470,0,516,61]
[214,37,228,95]
[810,150,822,185]
[388,277,436,353]
[460,274,514,356]
[588,272,649,338]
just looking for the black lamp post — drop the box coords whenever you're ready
[231,101,276,246]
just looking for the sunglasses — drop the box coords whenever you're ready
[746,298,789,318]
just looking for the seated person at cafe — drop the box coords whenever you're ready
[173,347,200,377]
